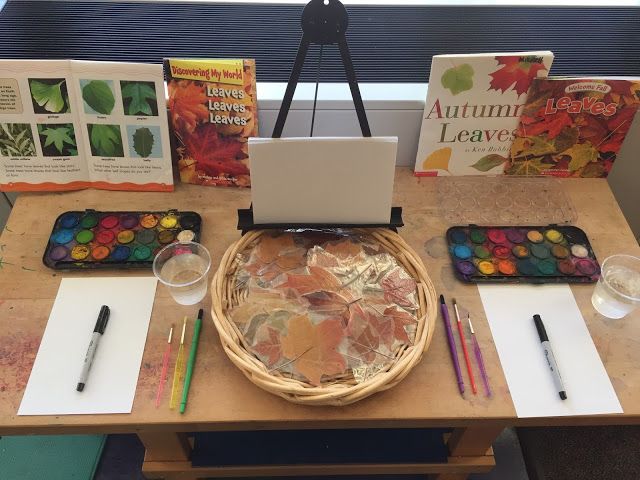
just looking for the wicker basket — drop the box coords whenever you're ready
[210,228,438,406]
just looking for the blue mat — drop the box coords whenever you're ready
[0,434,106,480]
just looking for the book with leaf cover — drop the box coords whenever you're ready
[164,58,258,187]
[506,77,640,177]
[414,51,554,176]
[0,60,173,192]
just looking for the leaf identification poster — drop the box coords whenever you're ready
[0,60,173,192]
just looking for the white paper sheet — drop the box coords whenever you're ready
[249,137,397,224]
[18,277,158,415]
[478,284,622,418]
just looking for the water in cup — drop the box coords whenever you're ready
[153,241,211,306]
[592,260,640,319]
[160,253,209,305]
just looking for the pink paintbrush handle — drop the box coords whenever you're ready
[472,335,492,398]
[155,344,172,408]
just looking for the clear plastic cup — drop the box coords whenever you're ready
[153,241,211,305]
[591,254,640,319]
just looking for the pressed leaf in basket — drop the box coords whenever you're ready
[381,269,417,307]
[279,266,342,296]
[280,315,347,386]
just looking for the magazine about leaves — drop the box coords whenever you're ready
[507,78,640,177]
[0,60,173,192]
[414,51,554,176]
[165,58,258,187]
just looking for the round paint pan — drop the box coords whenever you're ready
[136,229,156,245]
[80,213,99,229]
[487,229,507,245]
[474,245,491,259]
[140,214,158,229]
[52,229,74,245]
[59,212,80,229]
[120,214,139,229]
[456,261,476,276]
[100,215,119,229]
[179,213,200,230]
[453,244,472,260]
[469,229,486,244]
[449,229,467,244]
[96,230,115,244]
[49,245,68,261]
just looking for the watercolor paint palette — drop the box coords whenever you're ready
[43,209,202,270]
[447,225,600,284]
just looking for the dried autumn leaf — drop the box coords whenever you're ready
[382,306,416,345]
[304,290,362,326]
[324,239,363,259]
[278,266,342,296]
[251,326,283,366]
[347,310,382,363]
[489,56,548,96]
[184,123,247,177]
[280,315,346,385]
[168,80,209,134]
[255,234,297,263]
[381,269,416,307]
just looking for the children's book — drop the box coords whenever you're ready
[414,51,554,176]
[506,77,640,177]
[0,60,173,191]
[164,58,258,187]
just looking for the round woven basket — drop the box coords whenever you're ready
[210,228,438,406]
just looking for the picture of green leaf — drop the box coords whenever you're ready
[132,127,154,157]
[120,81,158,116]
[82,80,115,115]
[0,123,37,157]
[29,79,71,114]
[441,64,474,95]
[470,154,508,172]
[37,123,78,156]
[88,124,124,157]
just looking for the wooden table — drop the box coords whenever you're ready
[1,169,639,480]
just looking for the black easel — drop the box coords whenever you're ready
[237,0,402,234]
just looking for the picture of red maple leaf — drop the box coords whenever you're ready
[184,123,248,178]
[489,56,548,96]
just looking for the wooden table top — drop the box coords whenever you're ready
[1,168,639,435]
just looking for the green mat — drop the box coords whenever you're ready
[0,434,106,480]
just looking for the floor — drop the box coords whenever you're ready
[94,428,529,480]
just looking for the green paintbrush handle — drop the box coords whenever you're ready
[179,315,202,414]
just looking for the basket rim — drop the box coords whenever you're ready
[210,228,438,405]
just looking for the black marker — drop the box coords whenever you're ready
[533,314,567,400]
[77,305,110,392]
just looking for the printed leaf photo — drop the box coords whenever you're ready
[0,123,37,157]
[132,127,154,157]
[441,64,474,95]
[120,80,158,116]
[29,78,71,114]
[37,123,77,156]
[81,80,115,115]
[88,124,124,157]
[489,56,548,96]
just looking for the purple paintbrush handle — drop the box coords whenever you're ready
[440,301,465,394]
[473,335,492,398]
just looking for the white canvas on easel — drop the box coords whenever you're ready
[249,137,398,224]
